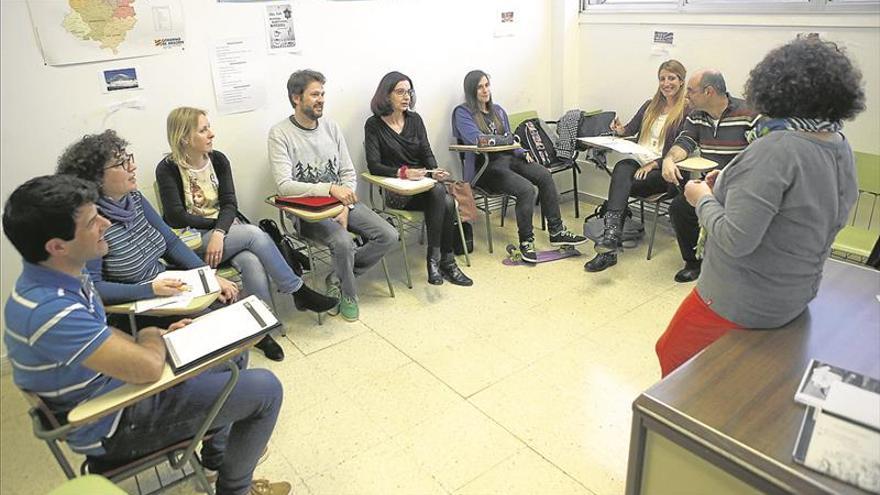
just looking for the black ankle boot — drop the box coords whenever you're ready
[293,284,339,313]
[439,253,473,286]
[427,248,443,285]
[584,252,617,272]
[255,335,284,362]
[595,210,624,254]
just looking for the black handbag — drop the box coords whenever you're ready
[258,218,310,276]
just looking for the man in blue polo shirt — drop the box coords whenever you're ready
[3,175,290,495]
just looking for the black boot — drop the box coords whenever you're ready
[427,248,443,285]
[595,210,624,254]
[293,284,339,313]
[439,252,473,287]
[255,335,284,362]
[584,252,618,272]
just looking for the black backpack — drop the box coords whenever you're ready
[514,118,558,167]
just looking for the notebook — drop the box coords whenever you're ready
[134,267,220,313]
[163,295,280,373]
[274,195,341,210]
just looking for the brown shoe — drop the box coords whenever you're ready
[248,479,292,495]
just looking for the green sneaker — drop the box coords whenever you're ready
[325,275,341,317]
[339,294,359,322]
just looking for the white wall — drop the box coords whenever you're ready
[575,12,880,198]
[0,0,556,358]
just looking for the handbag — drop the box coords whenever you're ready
[477,133,517,148]
[444,181,478,224]
[258,218,310,275]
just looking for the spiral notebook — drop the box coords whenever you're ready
[163,295,280,373]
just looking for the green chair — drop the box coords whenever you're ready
[832,151,880,262]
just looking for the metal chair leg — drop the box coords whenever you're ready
[483,195,493,253]
[380,257,395,298]
[305,242,322,325]
[454,201,471,267]
[572,166,580,218]
[500,196,508,227]
[397,217,412,289]
[647,202,661,260]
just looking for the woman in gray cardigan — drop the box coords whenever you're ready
[655,38,864,377]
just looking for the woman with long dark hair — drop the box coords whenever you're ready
[586,59,690,272]
[364,71,472,286]
[453,70,586,262]
[655,39,864,376]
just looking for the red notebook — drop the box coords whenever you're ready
[275,196,341,210]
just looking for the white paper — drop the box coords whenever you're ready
[265,3,299,53]
[494,0,518,38]
[210,37,266,115]
[577,136,660,164]
[27,0,185,66]
[803,409,880,493]
[134,268,219,313]
[825,381,880,430]
[163,295,278,368]
[377,177,436,192]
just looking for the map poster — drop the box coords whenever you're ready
[27,0,185,66]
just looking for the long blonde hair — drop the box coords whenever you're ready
[166,106,206,167]
[639,60,687,145]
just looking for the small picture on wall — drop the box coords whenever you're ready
[102,67,141,93]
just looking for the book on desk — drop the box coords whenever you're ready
[792,359,880,493]
[163,295,280,373]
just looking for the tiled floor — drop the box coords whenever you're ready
[0,201,695,495]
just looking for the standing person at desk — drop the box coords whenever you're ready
[655,38,864,377]
[364,71,473,286]
[586,59,690,273]
[453,69,587,263]
[268,69,397,322]
[157,107,338,361]
[661,69,762,283]
[56,131,243,328]
[2,175,290,495]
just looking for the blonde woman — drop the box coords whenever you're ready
[156,107,337,361]
[586,60,690,272]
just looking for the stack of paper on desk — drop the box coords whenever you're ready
[134,267,219,313]
[163,295,280,373]
[577,136,661,164]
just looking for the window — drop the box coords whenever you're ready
[581,0,878,10]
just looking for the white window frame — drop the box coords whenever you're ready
[580,0,880,13]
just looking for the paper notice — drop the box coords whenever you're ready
[210,37,266,115]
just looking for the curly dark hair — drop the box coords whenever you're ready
[56,129,129,187]
[744,38,865,121]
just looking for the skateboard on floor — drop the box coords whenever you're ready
[502,244,582,266]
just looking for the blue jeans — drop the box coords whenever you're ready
[199,224,304,309]
[100,364,283,495]
[295,203,397,299]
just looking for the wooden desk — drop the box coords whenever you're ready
[265,195,344,222]
[67,343,251,426]
[626,260,880,495]
[361,172,437,196]
[103,293,218,317]
[677,156,718,174]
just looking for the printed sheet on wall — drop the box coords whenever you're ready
[27,0,185,66]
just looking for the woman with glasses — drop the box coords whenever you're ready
[364,71,472,286]
[585,59,690,273]
[453,70,586,263]
[155,107,338,361]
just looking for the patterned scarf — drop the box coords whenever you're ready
[695,117,842,260]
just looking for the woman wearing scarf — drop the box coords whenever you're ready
[655,38,865,377]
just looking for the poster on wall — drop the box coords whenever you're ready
[27,0,185,66]
[100,66,142,93]
[265,3,299,53]
[210,37,267,115]
[493,0,519,38]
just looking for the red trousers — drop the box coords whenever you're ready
[655,288,742,377]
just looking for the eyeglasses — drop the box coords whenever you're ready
[106,152,135,171]
[392,88,415,97]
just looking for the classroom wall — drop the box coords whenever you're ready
[575,11,880,199]
[0,0,557,360]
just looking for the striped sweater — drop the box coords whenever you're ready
[86,191,205,305]
[673,96,762,169]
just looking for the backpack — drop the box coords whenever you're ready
[582,201,645,249]
[514,118,558,167]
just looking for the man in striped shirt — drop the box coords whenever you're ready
[3,175,290,495]
[660,70,762,283]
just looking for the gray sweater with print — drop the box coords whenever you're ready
[268,117,357,197]
[695,131,858,328]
